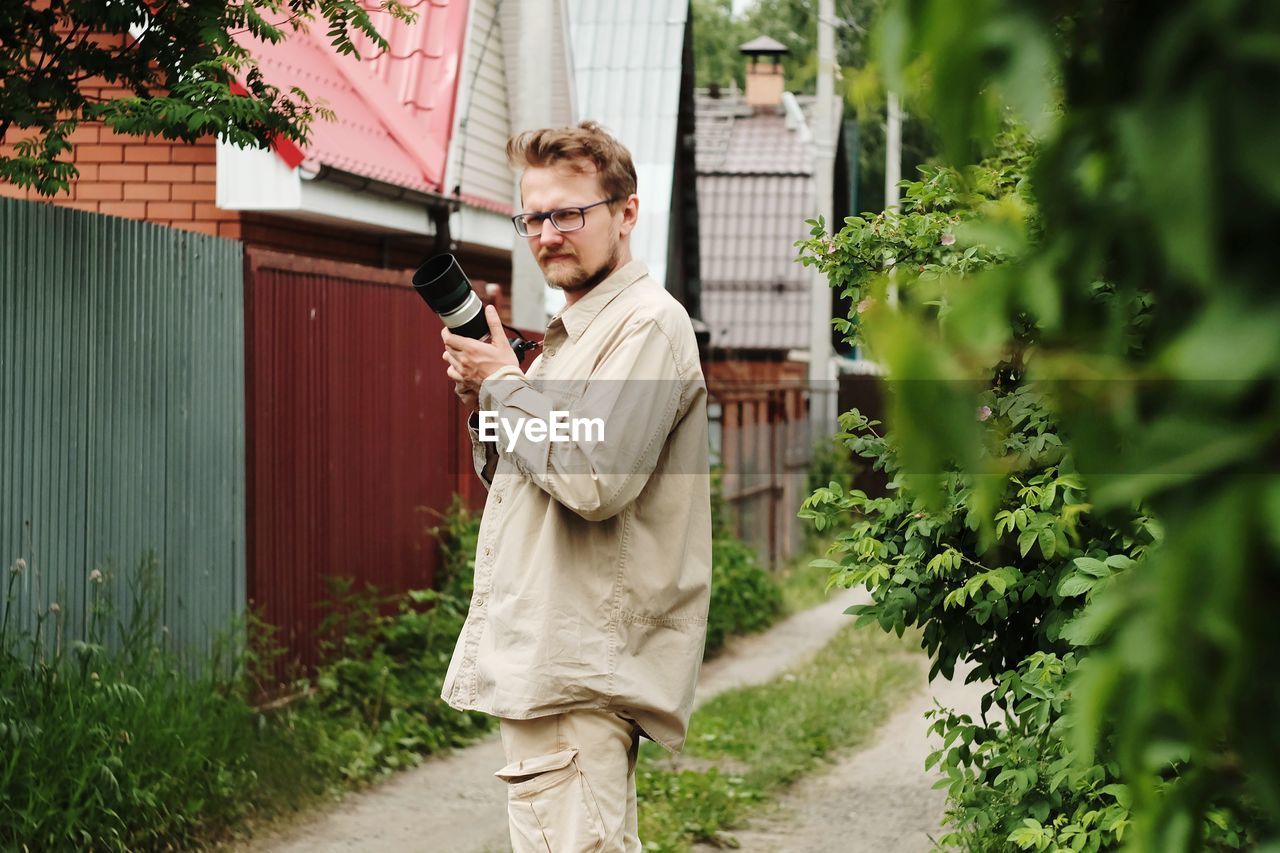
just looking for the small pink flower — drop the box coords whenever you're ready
[941,233,956,246]
[856,298,873,315]
[48,602,60,614]
[10,558,25,575]
[89,569,103,583]
[977,405,993,422]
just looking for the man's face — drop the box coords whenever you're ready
[519,161,634,294]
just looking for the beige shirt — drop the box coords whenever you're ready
[441,260,712,752]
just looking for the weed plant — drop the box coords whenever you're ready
[254,497,495,788]
[0,556,281,850]
[1,495,810,849]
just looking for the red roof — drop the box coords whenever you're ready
[243,1,470,195]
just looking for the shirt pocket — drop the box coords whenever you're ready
[494,748,606,851]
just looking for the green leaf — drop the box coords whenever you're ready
[1018,529,1037,557]
[1073,557,1110,578]
[1057,574,1095,597]
[1037,527,1055,559]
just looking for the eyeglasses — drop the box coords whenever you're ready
[512,198,620,237]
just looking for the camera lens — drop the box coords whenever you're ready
[412,253,489,339]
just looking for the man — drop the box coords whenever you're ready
[439,121,711,851]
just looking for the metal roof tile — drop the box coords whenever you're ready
[695,90,825,350]
[240,1,469,193]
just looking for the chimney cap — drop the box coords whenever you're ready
[738,35,789,57]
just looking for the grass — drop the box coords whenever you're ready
[1,503,868,850]
[777,536,839,616]
[635,619,922,851]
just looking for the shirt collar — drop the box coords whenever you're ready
[549,259,649,342]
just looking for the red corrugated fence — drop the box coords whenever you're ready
[244,248,480,673]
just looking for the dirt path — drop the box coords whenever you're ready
[709,659,985,852]
[239,588,871,853]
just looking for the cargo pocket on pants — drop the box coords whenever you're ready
[495,747,606,852]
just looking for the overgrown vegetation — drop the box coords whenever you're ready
[859,3,1280,843]
[0,557,271,849]
[636,621,919,850]
[270,499,495,787]
[798,23,1277,841]
[2,489,811,848]
[0,501,489,849]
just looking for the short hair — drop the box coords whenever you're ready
[507,121,637,210]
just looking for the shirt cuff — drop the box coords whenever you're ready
[479,364,527,410]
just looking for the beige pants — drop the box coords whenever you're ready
[495,710,642,852]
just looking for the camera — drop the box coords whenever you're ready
[411,253,490,340]
[412,253,540,360]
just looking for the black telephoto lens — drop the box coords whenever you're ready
[411,253,490,339]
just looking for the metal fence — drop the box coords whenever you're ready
[244,249,480,673]
[0,198,246,663]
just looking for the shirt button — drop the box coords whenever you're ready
[495,494,502,504]
[484,546,493,557]
[545,348,557,358]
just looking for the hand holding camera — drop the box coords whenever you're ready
[412,253,539,410]
[441,305,518,405]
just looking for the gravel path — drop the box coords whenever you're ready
[238,589,987,853]
[238,588,872,853]
[709,659,985,852]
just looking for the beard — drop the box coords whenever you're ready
[540,238,620,295]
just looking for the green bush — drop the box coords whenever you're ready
[704,468,783,656]
[797,135,1262,850]
[829,2,1280,847]
[704,536,782,656]
[0,499,492,849]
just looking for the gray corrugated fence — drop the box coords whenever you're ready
[0,198,246,665]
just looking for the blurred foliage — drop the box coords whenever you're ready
[869,0,1280,847]
[0,0,415,195]
[798,110,1274,848]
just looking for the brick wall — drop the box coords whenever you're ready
[0,123,234,238]
[2,122,512,289]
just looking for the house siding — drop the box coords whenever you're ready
[449,0,515,208]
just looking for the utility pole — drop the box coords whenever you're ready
[808,0,837,443]
[884,91,902,211]
[885,91,902,306]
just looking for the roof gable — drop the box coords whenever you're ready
[244,1,470,194]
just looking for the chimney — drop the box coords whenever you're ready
[739,36,789,111]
